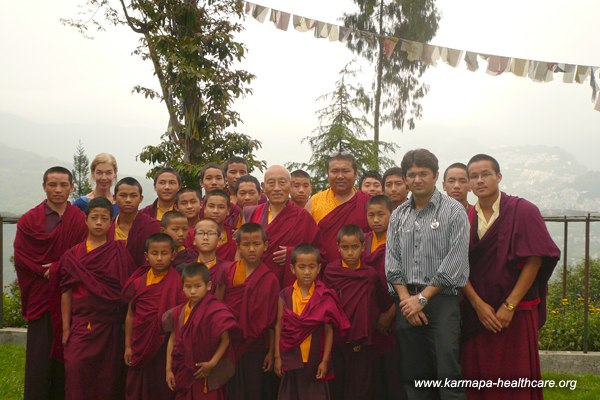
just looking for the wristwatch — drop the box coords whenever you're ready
[417,292,428,307]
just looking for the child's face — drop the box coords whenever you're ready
[145,241,175,273]
[337,234,364,268]
[236,182,261,208]
[176,192,202,220]
[201,168,226,192]
[291,253,320,288]
[194,220,220,253]
[203,196,228,225]
[367,204,391,235]
[290,177,312,206]
[226,162,248,188]
[360,177,383,196]
[155,172,180,203]
[86,207,112,238]
[237,231,267,265]
[115,184,143,215]
[162,217,189,248]
[183,275,211,306]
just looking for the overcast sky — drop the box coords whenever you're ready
[1,0,599,178]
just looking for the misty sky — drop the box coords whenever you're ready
[1,0,599,178]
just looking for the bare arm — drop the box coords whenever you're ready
[166,331,176,390]
[316,323,333,379]
[124,302,133,365]
[263,328,275,372]
[193,331,231,379]
[61,290,72,346]
[274,298,284,377]
[496,256,542,328]
[462,280,502,333]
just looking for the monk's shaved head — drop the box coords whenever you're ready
[264,165,291,181]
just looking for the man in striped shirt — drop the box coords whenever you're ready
[385,149,469,400]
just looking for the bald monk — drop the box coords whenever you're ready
[243,165,322,288]
[139,167,182,221]
[60,197,136,400]
[109,177,161,270]
[14,166,87,400]
[305,153,371,266]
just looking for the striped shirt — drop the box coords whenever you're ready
[385,189,469,296]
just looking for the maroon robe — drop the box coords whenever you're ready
[139,198,159,219]
[108,211,161,270]
[244,201,322,288]
[174,247,200,272]
[123,266,187,400]
[215,225,237,262]
[60,240,136,400]
[461,193,560,400]
[163,294,238,399]
[317,191,371,267]
[198,203,241,230]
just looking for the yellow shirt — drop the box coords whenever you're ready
[183,302,192,325]
[218,230,228,248]
[267,207,274,224]
[232,260,246,287]
[156,205,174,221]
[292,281,315,363]
[146,269,168,286]
[371,232,387,254]
[476,194,501,239]
[85,240,95,254]
[197,256,217,269]
[114,216,128,242]
[310,189,340,224]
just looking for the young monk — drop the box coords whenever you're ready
[203,190,237,261]
[60,197,136,400]
[289,169,312,208]
[322,224,383,400]
[274,244,350,400]
[174,188,203,229]
[359,170,383,196]
[364,195,406,400]
[164,263,239,399]
[123,233,186,400]
[224,156,249,205]
[235,175,262,209]
[382,167,408,210]
[140,167,182,221]
[191,219,232,296]
[15,166,87,400]
[199,163,241,229]
[110,177,161,270]
[216,223,279,400]
[161,211,190,253]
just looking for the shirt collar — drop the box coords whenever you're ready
[475,192,501,214]
[44,200,59,216]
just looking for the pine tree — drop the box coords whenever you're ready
[72,140,92,200]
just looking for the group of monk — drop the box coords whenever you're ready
[13,148,560,400]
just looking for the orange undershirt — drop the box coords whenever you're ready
[342,260,361,270]
[146,269,168,286]
[292,281,315,363]
[183,302,192,325]
[267,207,274,224]
[232,260,247,287]
[197,256,217,269]
[113,216,128,243]
[218,230,228,248]
[156,205,174,222]
[371,232,387,253]
[310,189,340,224]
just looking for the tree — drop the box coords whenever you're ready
[63,0,264,188]
[343,0,440,160]
[288,63,397,192]
[72,140,93,200]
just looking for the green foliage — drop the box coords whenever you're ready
[62,0,263,188]
[542,373,600,399]
[71,140,92,200]
[539,259,600,351]
[0,344,25,400]
[287,63,398,192]
[2,280,26,328]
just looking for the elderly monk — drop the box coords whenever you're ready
[305,153,370,265]
[243,165,322,288]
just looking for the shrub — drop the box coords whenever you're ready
[2,280,26,328]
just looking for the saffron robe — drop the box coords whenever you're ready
[461,193,560,400]
[108,211,161,270]
[60,240,136,400]
[313,190,371,267]
[163,294,238,399]
[123,265,186,400]
[244,201,322,288]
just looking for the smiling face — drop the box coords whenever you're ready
[468,160,502,201]
[154,172,180,203]
[92,162,116,191]
[183,275,211,307]
[263,166,291,206]
[176,191,202,221]
[337,234,364,269]
[43,172,74,208]
[290,253,321,289]
[328,159,357,196]
[145,241,175,274]
[86,207,112,239]
[443,167,471,205]
[360,177,383,196]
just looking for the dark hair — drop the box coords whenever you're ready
[234,175,261,194]
[160,210,187,228]
[467,154,501,174]
[145,232,176,252]
[204,189,230,207]
[327,152,358,173]
[443,162,468,181]
[174,188,202,205]
[291,243,321,265]
[359,170,383,188]
[382,167,403,185]
[367,194,392,212]
[337,224,365,244]
[194,218,222,236]
[153,167,182,186]
[87,197,114,219]
[224,156,248,173]
[182,262,211,284]
[235,222,267,244]
[400,149,439,176]
[290,169,311,180]
[114,177,143,196]
[43,166,73,184]
[198,163,225,182]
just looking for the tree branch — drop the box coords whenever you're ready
[119,0,148,34]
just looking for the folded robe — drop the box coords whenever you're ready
[215,225,237,262]
[108,211,161,271]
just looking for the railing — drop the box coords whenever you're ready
[0,214,19,328]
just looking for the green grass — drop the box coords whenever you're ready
[0,344,598,398]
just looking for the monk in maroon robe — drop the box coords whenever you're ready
[461,155,560,400]
[14,167,87,400]
[108,209,161,270]
[60,239,135,400]
[138,167,182,221]
[123,263,186,400]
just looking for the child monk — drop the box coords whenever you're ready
[216,223,279,400]
[289,169,312,208]
[203,189,237,261]
[364,195,405,400]
[191,219,232,296]
[161,210,197,269]
[322,224,384,400]
[60,197,136,400]
[274,244,350,400]
[164,263,238,399]
[175,188,203,229]
[199,163,241,229]
[140,167,182,221]
[123,233,187,400]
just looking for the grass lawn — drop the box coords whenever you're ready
[0,343,598,398]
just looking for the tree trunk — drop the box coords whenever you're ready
[373,0,385,166]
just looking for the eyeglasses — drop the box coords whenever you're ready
[405,171,431,180]
[195,231,219,237]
